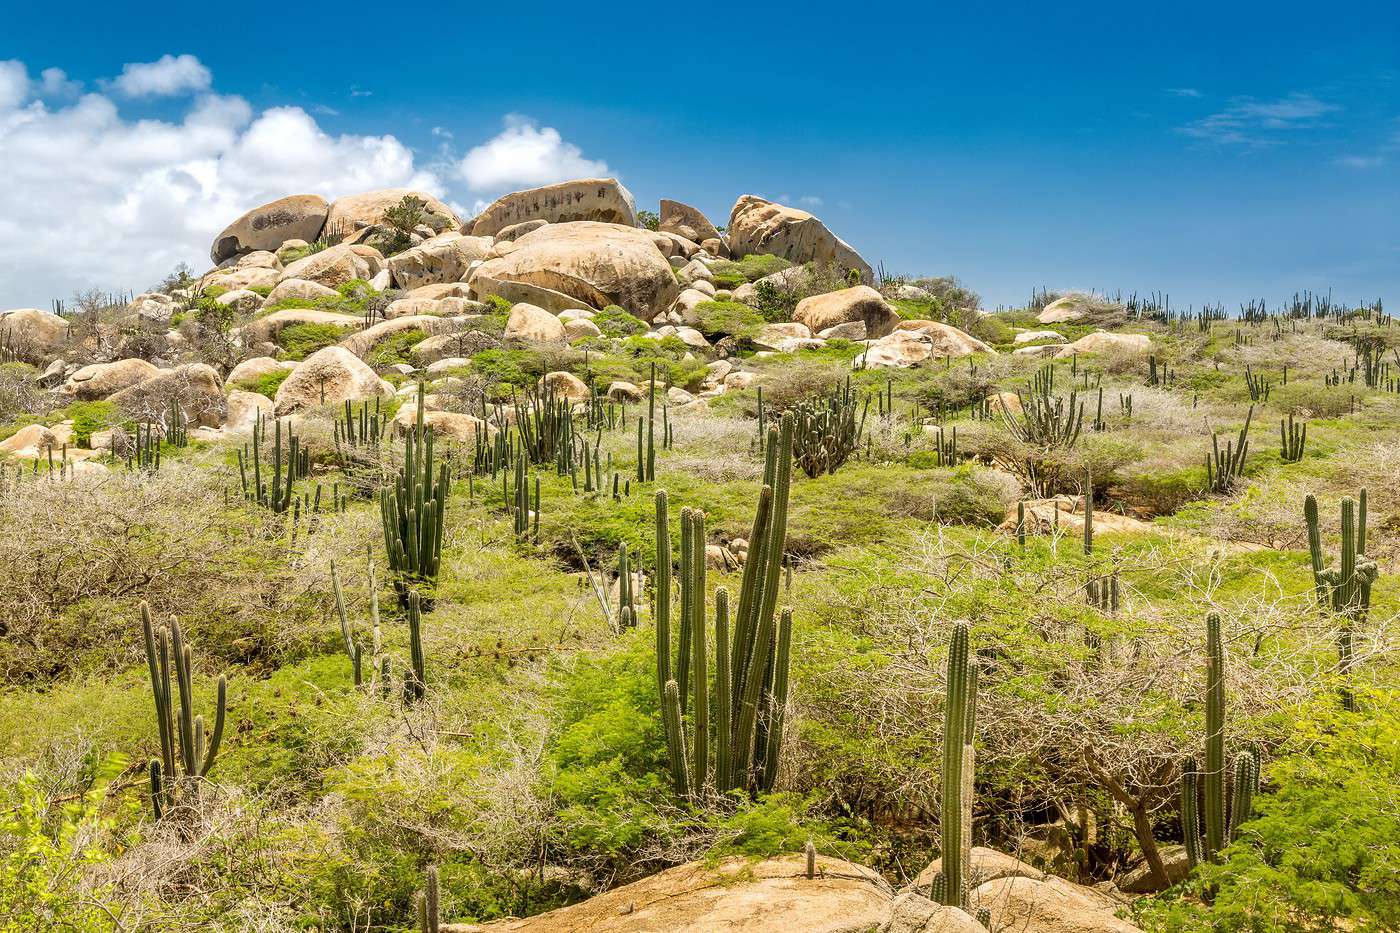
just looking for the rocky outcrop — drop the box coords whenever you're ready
[272,345,394,415]
[225,389,272,432]
[127,292,179,325]
[239,309,361,346]
[911,848,1046,896]
[879,893,985,933]
[971,876,1143,933]
[728,196,872,281]
[338,316,460,360]
[893,321,995,356]
[61,359,161,400]
[386,233,493,290]
[0,309,71,362]
[503,303,566,344]
[471,222,679,318]
[794,286,900,338]
[391,406,492,444]
[1054,332,1151,358]
[227,357,296,387]
[279,244,375,289]
[445,854,891,932]
[262,278,340,307]
[109,363,226,427]
[660,198,722,244]
[470,178,637,237]
[211,194,329,264]
[327,189,459,235]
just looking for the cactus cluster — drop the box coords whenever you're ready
[381,383,449,606]
[656,413,795,799]
[1304,491,1377,710]
[1243,366,1271,402]
[1180,613,1259,868]
[1205,406,1253,494]
[334,397,387,453]
[938,622,978,909]
[1000,366,1085,451]
[792,377,868,478]
[1280,414,1307,463]
[142,603,226,820]
[237,411,311,513]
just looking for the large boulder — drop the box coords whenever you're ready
[854,331,934,369]
[470,273,596,314]
[1054,332,1151,358]
[391,407,492,444]
[109,363,226,426]
[728,195,872,281]
[880,893,986,933]
[894,320,995,356]
[211,194,329,264]
[503,303,566,345]
[911,848,1046,896]
[127,292,178,325]
[202,265,279,294]
[471,222,680,318]
[227,357,296,387]
[272,345,394,415]
[1116,846,1189,894]
[660,198,722,244]
[470,178,637,237]
[0,424,58,456]
[279,244,373,289]
[0,309,71,362]
[386,233,493,290]
[338,315,461,359]
[239,309,361,346]
[327,188,459,236]
[225,389,273,433]
[262,278,340,307]
[794,286,900,338]
[445,854,890,932]
[971,876,1143,933]
[61,359,161,400]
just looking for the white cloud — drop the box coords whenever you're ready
[798,195,824,208]
[457,114,608,191]
[0,57,441,306]
[1179,92,1338,146]
[112,53,212,97]
[39,68,80,98]
[1165,87,1203,98]
[0,61,29,111]
[1335,154,1384,169]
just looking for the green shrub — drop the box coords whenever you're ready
[1135,689,1400,932]
[709,254,792,284]
[277,322,353,361]
[237,368,293,399]
[470,348,550,389]
[482,294,513,316]
[365,328,428,368]
[61,401,116,447]
[694,300,765,339]
[593,305,648,338]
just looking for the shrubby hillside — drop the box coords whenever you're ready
[0,179,1395,932]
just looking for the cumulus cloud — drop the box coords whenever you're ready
[0,57,441,306]
[458,114,608,191]
[1335,154,1384,169]
[112,53,212,97]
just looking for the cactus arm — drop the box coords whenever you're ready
[715,588,732,793]
[691,510,708,793]
[1203,613,1226,861]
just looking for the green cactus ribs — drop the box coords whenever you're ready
[142,602,227,820]
[1304,490,1377,711]
[381,382,449,608]
[656,412,795,801]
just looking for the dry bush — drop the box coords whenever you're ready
[660,414,764,483]
[1226,333,1352,379]
[0,465,378,682]
[755,360,847,411]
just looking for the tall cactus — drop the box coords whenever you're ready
[142,603,226,819]
[1082,468,1094,555]
[1304,491,1376,711]
[1280,414,1306,463]
[417,864,440,933]
[656,413,795,799]
[381,382,449,607]
[1180,612,1260,867]
[404,589,427,702]
[939,622,977,908]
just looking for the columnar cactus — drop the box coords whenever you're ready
[404,589,426,702]
[791,377,867,478]
[142,603,227,819]
[1205,407,1253,494]
[1083,468,1094,555]
[417,864,439,933]
[1180,612,1260,867]
[1280,414,1306,463]
[939,622,977,909]
[1304,491,1377,710]
[381,383,449,606]
[656,413,795,800]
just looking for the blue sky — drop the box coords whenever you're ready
[2,0,1397,309]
